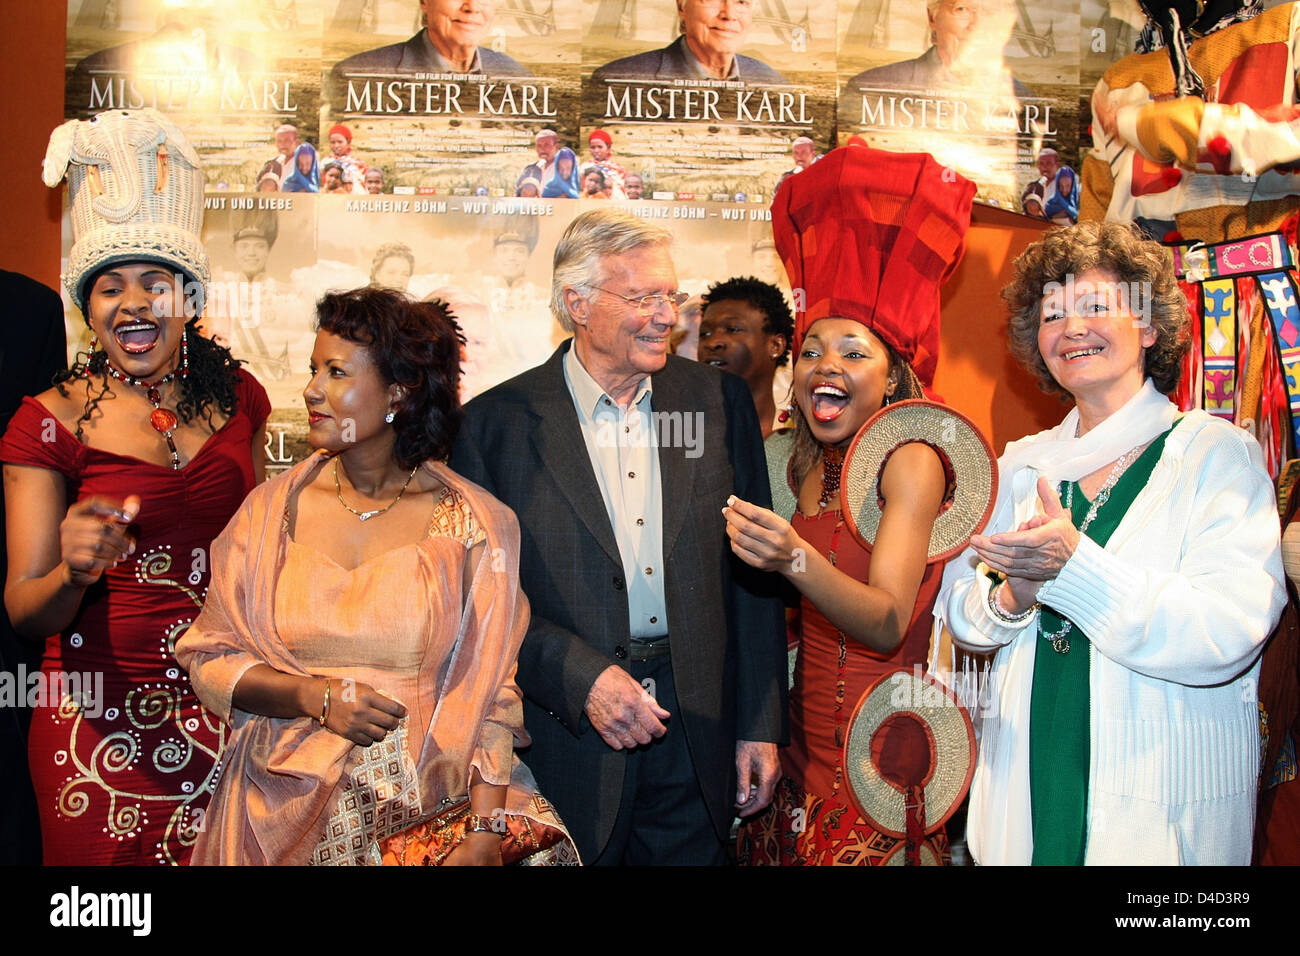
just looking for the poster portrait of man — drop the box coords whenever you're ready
[842,0,1031,97]
[202,201,317,411]
[64,0,315,188]
[837,0,1078,209]
[331,0,533,77]
[68,0,263,95]
[591,0,788,84]
[324,1,580,196]
[583,1,834,199]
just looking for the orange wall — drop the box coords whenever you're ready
[4,5,67,291]
[937,204,1065,452]
[8,10,1061,453]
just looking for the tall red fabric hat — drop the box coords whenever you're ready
[771,139,976,388]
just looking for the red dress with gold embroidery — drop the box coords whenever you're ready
[738,508,948,865]
[0,370,268,865]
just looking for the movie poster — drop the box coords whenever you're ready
[200,192,319,477]
[313,192,570,395]
[837,0,1081,213]
[1080,0,1146,93]
[581,0,837,202]
[64,0,322,191]
[231,194,778,468]
[59,1,814,471]
[323,0,582,197]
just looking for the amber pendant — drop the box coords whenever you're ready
[150,408,178,434]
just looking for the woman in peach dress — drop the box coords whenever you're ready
[176,287,576,865]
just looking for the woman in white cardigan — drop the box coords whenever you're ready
[937,221,1286,865]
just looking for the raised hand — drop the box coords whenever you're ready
[723,495,805,574]
[60,495,140,588]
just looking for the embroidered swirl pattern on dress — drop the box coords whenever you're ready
[53,546,226,864]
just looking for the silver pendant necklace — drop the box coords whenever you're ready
[1040,447,1135,654]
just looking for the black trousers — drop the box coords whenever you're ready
[590,654,726,866]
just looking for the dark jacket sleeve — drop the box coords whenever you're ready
[722,374,789,744]
[449,400,612,736]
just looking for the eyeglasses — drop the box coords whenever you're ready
[591,286,691,317]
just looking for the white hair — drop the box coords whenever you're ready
[550,208,673,332]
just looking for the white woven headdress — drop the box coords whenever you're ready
[44,108,209,313]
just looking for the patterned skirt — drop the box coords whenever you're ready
[738,776,949,866]
[309,720,579,866]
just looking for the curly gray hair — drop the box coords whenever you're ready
[1001,221,1190,398]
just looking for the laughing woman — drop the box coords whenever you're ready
[1,111,268,864]
[728,143,975,865]
[936,221,1285,865]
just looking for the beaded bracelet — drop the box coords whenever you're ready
[987,580,1038,625]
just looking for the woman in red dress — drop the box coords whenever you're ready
[0,110,267,864]
[727,142,974,864]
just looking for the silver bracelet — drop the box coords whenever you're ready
[987,580,1038,624]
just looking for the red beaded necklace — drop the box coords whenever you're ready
[819,442,844,510]
[813,443,850,795]
[96,330,189,470]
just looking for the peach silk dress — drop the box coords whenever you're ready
[175,453,574,865]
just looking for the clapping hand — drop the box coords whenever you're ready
[972,478,1080,612]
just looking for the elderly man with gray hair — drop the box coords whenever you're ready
[517,128,560,193]
[332,0,531,77]
[272,123,300,187]
[777,135,819,190]
[450,206,787,865]
[844,0,1030,98]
